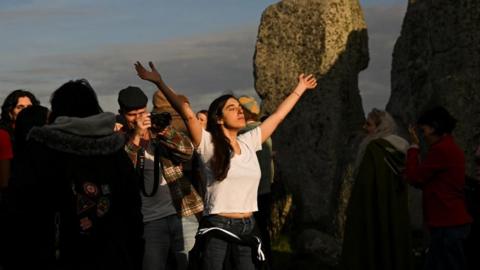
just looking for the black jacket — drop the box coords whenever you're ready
[5,113,143,270]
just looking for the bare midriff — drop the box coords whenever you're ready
[217,212,253,219]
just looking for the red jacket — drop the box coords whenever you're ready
[405,135,472,228]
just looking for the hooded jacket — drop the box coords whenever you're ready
[7,112,143,270]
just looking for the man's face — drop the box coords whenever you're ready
[123,107,147,128]
[10,96,33,121]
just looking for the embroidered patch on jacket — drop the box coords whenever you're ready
[96,197,111,217]
[77,194,96,214]
[75,182,112,219]
[101,184,111,195]
[83,182,99,198]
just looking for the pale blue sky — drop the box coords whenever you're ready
[0,0,406,113]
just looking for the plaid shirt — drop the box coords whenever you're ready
[125,127,204,217]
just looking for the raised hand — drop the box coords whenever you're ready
[134,61,162,83]
[408,125,420,145]
[134,113,151,139]
[298,73,317,91]
[291,73,317,97]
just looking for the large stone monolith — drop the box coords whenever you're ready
[387,0,480,176]
[254,0,368,264]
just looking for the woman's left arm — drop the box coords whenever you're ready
[260,74,317,143]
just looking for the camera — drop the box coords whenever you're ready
[150,111,172,132]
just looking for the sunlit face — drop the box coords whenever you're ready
[363,117,377,135]
[218,98,245,130]
[197,112,207,129]
[10,96,33,122]
[123,107,147,128]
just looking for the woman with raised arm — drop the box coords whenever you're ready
[135,61,316,270]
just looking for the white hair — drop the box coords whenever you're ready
[353,109,398,173]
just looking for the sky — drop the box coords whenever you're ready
[0,0,407,114]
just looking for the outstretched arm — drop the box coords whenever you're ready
[260,74,317,142]
[135,61,203,147]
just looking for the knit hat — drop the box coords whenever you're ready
[118,86,148,111]
[238,96,260,115]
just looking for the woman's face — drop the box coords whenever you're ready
[363,117,377,135]
[11,96,33,122]
[218,98,245,130]
[418,124,437,145]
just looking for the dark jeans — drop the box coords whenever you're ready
[202,215,256,270]
[143,214,198,270]
[425,224,470,270]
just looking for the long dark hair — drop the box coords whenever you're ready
[0,90,40,133]
[49,79,103,123]
[206,94,237,181]
[14,105,49,154]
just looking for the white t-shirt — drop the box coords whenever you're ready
[196,127,262,215]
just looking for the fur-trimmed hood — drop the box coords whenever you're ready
[28,112,125,156]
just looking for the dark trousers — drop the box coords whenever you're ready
[202,215,256,270]
[465,218,480,270]
[425,224,470,270]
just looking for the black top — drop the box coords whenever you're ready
[5,115,144,270]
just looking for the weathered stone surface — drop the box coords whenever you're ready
[254,0,368,264]
[296,229,342,266]
[387,0,480,176]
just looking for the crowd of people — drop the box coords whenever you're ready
[0,61,311,270]
[0,61,478,270]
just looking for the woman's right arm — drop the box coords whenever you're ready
[134,61,203,147]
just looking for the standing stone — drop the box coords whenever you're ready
[387,0,480,176]
[254,0,368,264]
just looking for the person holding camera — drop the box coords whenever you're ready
[117,86,204,270]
